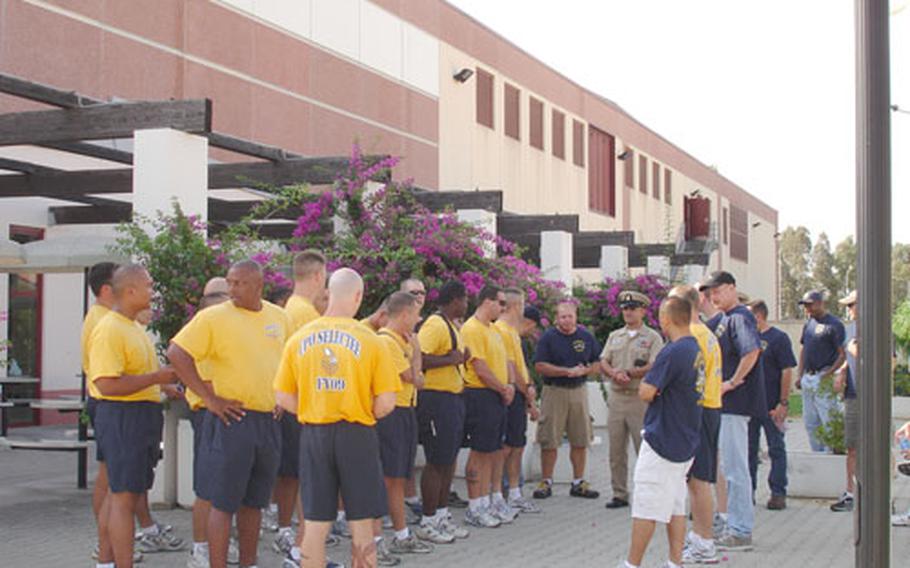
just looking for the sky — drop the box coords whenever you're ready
[447,0,910,246]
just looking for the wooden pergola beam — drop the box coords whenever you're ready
[411,189,503,213]
[39,141,134,164]
[0,99,212,146]
[0,158,57,174]
[497,214,579,237]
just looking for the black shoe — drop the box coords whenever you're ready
[830,493,854,512]
[604,497,629,509]
[532,480,552,499]
[569,480,599,499]
[448,490,469,508]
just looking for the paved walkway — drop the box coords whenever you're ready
[1,420,909,567]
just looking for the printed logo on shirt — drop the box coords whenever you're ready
[300,329,362,357]
[714,323,727,338]
[572,339,586,353]
[760,339,769,351]
[321,347,339,374]
[814,324,827,336]
[265,324,281,338]
[694,352,706,402]
[316,376,346,391]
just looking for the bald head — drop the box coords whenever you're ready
[112,264,150,296]
[325,268,364,317]
[111,264,153,314]
[203,277,228,296]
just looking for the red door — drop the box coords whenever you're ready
[684,196,711,240]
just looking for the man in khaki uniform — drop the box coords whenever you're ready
[601,290,664,509]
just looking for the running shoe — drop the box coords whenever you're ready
[532,480,552,499]
[415,521,455,544]
[509,495,542,514]
[389,533,434,554]
[437,516,470,539]
[464,506,501,528]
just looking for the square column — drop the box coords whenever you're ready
[457,209,497,258]
[541,230,573,290]
[600,245,628,281]
[682,264,706,285]
[647,255,671,280]
[133,128,208,226]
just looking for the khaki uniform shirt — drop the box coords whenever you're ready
[600,325,664,393]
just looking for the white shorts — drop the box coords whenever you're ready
[631,439,693,523]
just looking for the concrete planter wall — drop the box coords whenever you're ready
[787,450,846,499]
[893,396,910,422]
[588,381,608,427]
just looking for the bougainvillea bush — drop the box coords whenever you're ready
[575,274,670,341]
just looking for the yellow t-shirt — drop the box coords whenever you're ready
[359,317,379,333]
[494,320,529,385]
[273,317,401,426]
[692,322,723,409]
[171,301,291,413]
[462,316,509,389]
[89,311,161,403]
[378,327,416,407]
[81,303,111,399]
[418,314,465,393]
[286,294,321,332]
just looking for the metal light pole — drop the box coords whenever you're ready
[855,0,892,566]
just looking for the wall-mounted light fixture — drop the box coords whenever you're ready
[752,221,761,228]
[617,150,630,160]
[453,68,474,83]
[689,189,701,197]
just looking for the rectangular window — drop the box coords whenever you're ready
[652,162,661,200]
[664,169,672,205]
[722,206,729,245]
[504,83,520,140]
[552,110,565,159]
[588,126,616,216]
[476,67,494,129]
[529,97,544,150]
[639,155,648,194]
[730,205,749,261]
[623,148,635,188]
[572,120,585,167]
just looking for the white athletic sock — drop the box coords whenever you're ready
[492,492,506,505]
[395,527,409,541]
[96,563,115,568]
[543,478,553,486]
[572,478,583,486]
[336,511,346,522]
[437,507,449,519]
[421,515,435,526]
[665,562,681,568]
[718,512,728,521]
[468,497,484,512]
[140,523,159,536]
[373,535,383,544]
[845,491,854,499]
[624,561,638,568]
[509,487,522,501]
[405,496,421,505]
[269,502,278,513]
[192,541,209,556]
[291,546,301,561]
[481,495,491,509]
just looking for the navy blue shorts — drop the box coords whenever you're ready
[377,407,418,479]
[417,390,465,466]
[300,421,387,522]
[689,407,721,483]
[189,409,208,499]
[278,412,301,478]
[463,388,507,453]
[198,410,281,513]
[94,401,163,494]
[86,397,104,462]
[505,391,528,448]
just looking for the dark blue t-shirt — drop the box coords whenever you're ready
[715,305,767,417]
[643,336,704,463]
[534,326,602,387]
[706,312,723,332]
[800,313,846,373]
[759,327,798,410]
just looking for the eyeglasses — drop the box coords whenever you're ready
[846,303,856,308]
[409,290,426,296]
[498,300,507,307]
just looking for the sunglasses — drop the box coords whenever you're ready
[498,300,507,307]
[846,303,856,308]
[409,290,426,296]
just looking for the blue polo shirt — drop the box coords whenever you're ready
[759,327,798,410]
[643,336,703,463]
[844,321,857,399]
[715,305,767,417]
[534,326,602,388]
[800,313,846,374]
[706,312,722,332]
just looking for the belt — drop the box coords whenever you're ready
[543,380,586,389]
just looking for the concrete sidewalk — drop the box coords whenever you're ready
[1,421,909,567]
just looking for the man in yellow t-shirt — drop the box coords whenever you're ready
[461,285,516,529]
[494,288,542,515]
[274,250,327,552]
[416,280,471,540]
[360,297,390,333]
[168,261,291,568]
[670,285,723,563]
[89,265,176,568]
[376,292,436,553]
[274,268,400,568]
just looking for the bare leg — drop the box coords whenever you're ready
[275,476,299,528]
[135,491,154,529]
[846,448,856,494]
[627,518,657,566]
[420,464,443,517]
[688,479,715,539]
[208,507,233,568]
[236,506,261,567]
[667,514,687,564]
[108,491,140,568]
[385,477,406,531]
[506,447,523,491]
[192,498,211,543]
[438,463,457,505]
[405,472,418,500]
[569,446,587,480]
[349,519,377,568]
[541,448,558,481]
[465,451,484,499]
[92,462,108,519]
[96,491,114,563]
[491,449,507,495]
[301,520,331,568]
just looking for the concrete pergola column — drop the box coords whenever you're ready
[600,245,628,281]
[133,128,208,507]
[646,255,671,280]
[682,264,706,285]
[541,230,573,291]
[457,209,497,258]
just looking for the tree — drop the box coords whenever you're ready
[778,226,812,318]
[811,233,839,302]
[893,243,910,311]
[895,300,910,354]
[832,236,857,301]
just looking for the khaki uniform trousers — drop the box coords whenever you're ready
[607,385,646,500]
